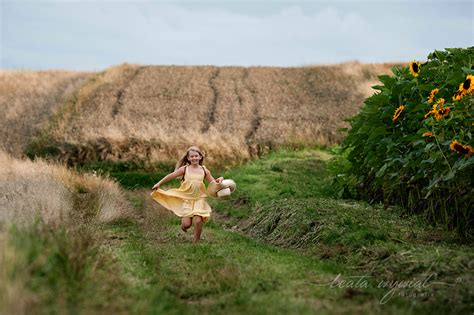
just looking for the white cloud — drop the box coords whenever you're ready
[1,1,472,70]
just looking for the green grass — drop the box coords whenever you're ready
[207,148,337,219]
[3,220,125,314]
[97,219,190,314]
[97,201,430,315]
[208,147,473,313]
[4,147,472,313]
[75,160,176,189]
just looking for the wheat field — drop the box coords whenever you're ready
[0,70,93,157]
[0,62,396,167]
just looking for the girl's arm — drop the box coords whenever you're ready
[204,167,223,184]
[152,166,186,190]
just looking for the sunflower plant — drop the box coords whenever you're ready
[341,47,474,236]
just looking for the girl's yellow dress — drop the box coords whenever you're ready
[150,166,212,222]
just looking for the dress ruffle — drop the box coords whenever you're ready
[150,166,212,222]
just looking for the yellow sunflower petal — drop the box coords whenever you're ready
[392,105,405,122]
[428,88,439,103]
[409,61,420,77]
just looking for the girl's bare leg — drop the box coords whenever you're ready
[193,215,203,242]
[181,217,192,232]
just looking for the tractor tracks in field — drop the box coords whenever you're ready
[201,68,220,133]
[111,66,145,117]
[241,68,262,154]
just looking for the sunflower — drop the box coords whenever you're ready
[453,74,474,101]
[422,131,434,137]
[428,88,439,103]
[453,91,464,101]
[435,105,450,121]
[450,140,474,156]
[424,98,446,119]
[392,105,405,122]
[461,74,474,94]
[424,103,438,119]
[409,61,420,77]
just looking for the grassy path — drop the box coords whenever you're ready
[91,148,473,314]
[96,189,431,315]
[8,148,469,313]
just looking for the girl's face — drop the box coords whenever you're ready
[187,150,202,165]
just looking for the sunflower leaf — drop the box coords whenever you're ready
[375,163,388,178]
[420,159,435,164]
[461,67,474,75]
[442,170,456,181]
[424,143,436,152]
[454,157,474,171]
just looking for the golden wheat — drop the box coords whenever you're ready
[0,69,93,157]
[0,62,396,167]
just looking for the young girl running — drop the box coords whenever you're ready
[150,146,222,242]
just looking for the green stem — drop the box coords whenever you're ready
[433,127,453,173]
[432,127,461,223]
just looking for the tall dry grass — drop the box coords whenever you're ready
[0,150,134,313]
[0,150,132,225]
[0,62,396,167]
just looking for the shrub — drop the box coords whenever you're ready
[342,47,474,236]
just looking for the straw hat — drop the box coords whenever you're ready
[207,179,236,198]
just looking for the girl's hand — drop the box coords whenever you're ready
[152,183,161,190]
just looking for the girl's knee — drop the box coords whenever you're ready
[193,216,203,225]
[182,217,192,228]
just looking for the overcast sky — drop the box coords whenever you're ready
[1,0,473,71]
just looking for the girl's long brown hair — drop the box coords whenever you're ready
[175,146,205,170]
